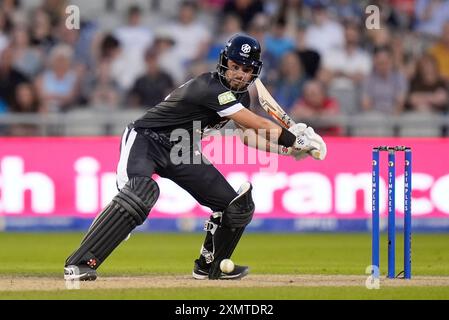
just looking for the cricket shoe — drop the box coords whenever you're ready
[64,265,97,281]
[192,259,249,280]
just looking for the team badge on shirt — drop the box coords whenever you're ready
[218,91,237,105]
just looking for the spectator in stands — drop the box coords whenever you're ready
[328,0,363,22]
[10,26,44,77]
[319,21,372,114]
[223,0,264,30]
[276,0,307,40]
[206,14,243,64]
[35,44,80,112]
[264,16,295,61]
[0,46,29,111]
[414,0,449,38]
[390,31,413,77]
[8,82,42,136]
[294,22,321,79]
[389,0,417,30]
[365,24,393,52]
[304,3,345,56]
[320,20,372,114]
[83,60,122,110]
[272,51,308,111]
[407,54,448,112]
[29,8,56,54]
[151,29,185,86]
[291,80,341,136]
[127,47,174,108]
[56,19,98,71]
[96,33,121,64]
[40,0,67,28]
[0,10,11,53]
[321,20,371,86]
[163,0,211,77]
[428,21,449,83]
[247,13,277,82]
[361,46,408,114]
[200,0,229,12]
[1,0,19,17]
[113,5,154,91]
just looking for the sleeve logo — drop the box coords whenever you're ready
[218,91,237,105]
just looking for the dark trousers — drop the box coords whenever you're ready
[117,125,238,213]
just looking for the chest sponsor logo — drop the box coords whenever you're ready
[218,91,237,105]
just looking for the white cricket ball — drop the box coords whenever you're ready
[220,259,235,273]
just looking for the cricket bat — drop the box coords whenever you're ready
[254,78,321,159]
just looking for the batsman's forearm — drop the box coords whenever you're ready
[239,127,286,154]
[253,117,283,143]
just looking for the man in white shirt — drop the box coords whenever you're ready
[162,0,211,83]
[320,21,372,114]
[113,5,154,91]
[304,4,345,56]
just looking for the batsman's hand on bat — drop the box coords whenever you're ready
[288,125,327,161]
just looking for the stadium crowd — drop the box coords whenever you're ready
[0,0,449,136]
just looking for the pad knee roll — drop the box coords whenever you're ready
[221,182,255,228]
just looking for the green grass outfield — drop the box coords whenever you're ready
[0,233,448,299]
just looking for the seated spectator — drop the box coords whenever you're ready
[83,61,122,110]
[389,0,416,30]
[304,3,345,56]
[127,47,174,108]
[294,22,321,79]
[247,13,277,82]
[320,20,372,114]
[361,46,408,114]
[29,8,56,54]
[0,46,28,110]
[152,29,184,85]
[96,33,122,64]
[264,16,295,61]
[223,0,264,31]
[291,80,341,136]
[272,51,308,111]
[206,13,243,63]
[328,0,363,22]
[414,0,449,38]
[0,9,11,52]
[321,20,372,88]
[407,54,448,112]
[35,44,80,112]
[8,82,43,136]
[113,5,154,91]
[162,0,211,82]
[10,26,44,77]
[428,21,449,83]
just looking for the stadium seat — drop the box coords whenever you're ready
[398,112,443,137]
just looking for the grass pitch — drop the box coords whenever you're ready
[0,233,448,299]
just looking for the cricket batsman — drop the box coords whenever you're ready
[64,33,327,281]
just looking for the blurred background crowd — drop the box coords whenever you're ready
[1,0,449,137]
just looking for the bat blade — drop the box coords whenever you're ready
[254,78,295,129]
